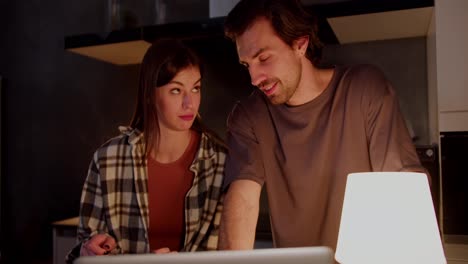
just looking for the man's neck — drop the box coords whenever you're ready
[287,60,334,106]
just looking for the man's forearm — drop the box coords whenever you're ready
[218,180,261,250]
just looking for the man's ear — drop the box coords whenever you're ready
[294,35,309,56]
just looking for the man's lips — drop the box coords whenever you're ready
[262,82,277,96]
[179,114,194,121]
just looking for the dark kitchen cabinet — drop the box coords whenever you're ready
[441,132,468,236]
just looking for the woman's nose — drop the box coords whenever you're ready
[183,94,193,109]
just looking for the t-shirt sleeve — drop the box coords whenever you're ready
[223,101,265,190]
[356,65,425,173]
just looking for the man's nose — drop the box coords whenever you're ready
[249,66,267,88]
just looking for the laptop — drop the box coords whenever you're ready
[74,246,334,264]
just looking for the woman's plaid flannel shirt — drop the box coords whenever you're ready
[66,127,226,262]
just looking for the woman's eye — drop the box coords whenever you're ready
[170,88,181,94]
[192,86,201,93]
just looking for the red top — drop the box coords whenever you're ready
[147,131,200,251]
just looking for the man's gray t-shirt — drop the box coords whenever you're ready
[224,64,424,251]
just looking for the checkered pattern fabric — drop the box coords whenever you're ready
[66,127,226,263]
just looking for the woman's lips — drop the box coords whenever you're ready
[179,114,194,121]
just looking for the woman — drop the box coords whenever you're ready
[66,39,226,262]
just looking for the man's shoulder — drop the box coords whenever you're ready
[228,90,269,125]
[238,89,267,109]
[338,64,395,104]
[341,64,387,83]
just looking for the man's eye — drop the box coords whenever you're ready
[259,55,270,62]
[170,88,181,94]
[241,62,249,69]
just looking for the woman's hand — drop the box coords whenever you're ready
[153,247,178,254]
[80,234,117,256]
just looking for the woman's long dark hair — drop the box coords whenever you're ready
[130,39,225,154]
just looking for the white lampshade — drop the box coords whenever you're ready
[335,172,446,264]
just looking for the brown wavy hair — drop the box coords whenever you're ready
[224,0,323,66]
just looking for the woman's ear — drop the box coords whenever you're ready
[294,35,309,56]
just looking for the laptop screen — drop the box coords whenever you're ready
[74,246,334,264]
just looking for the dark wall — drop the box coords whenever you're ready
[188,38,252,137]
[0,1,134,263]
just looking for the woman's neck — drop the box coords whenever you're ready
[150,129,193,163]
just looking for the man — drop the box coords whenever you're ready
[218,0,425,251]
